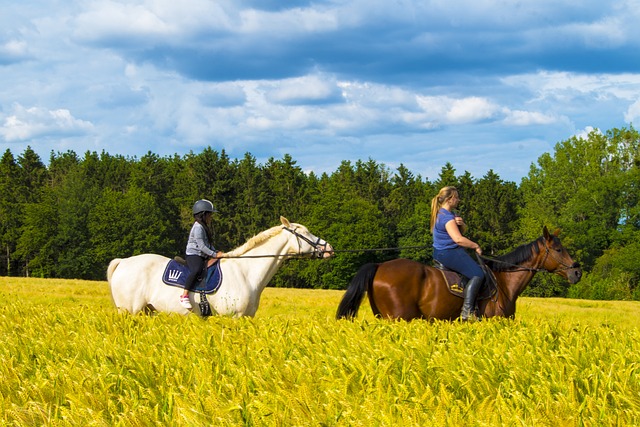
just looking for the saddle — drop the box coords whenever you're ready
[432,260,497,300]
[162,257,223,294]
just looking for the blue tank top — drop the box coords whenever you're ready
[433,208,458,250]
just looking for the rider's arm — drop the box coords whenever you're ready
[445,220,482,255]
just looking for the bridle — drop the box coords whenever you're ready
[283,226,330,259]
[535,239,580,274]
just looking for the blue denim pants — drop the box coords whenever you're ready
[433,247,484,280]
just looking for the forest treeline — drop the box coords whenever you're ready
[1,126,639,300]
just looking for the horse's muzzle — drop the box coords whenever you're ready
[320,243,334,259]
[567,264,582,284]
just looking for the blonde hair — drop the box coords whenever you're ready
[430,186,458,233]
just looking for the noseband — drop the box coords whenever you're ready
[537,240,580,273]
[283,226,329,258]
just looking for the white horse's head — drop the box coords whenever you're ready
[280,216,333,259]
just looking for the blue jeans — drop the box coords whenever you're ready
[433,247,484,280]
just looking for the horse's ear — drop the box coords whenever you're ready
[543,226,550,240]
[280,216,291,228]
[553,228,561,237]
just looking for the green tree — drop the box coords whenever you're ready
[17,146,48,204]
[0,150,22,275]
[434,162,458,189]
[263,154,309,221]
[51,157,98,278]
[521,129,624,266]
[89,186,173,275]
[301,164,392,289]
[130,152,183,256]
[519,128,629,296]
[12,147,49,276]
[467,170,522,255]
[568,126,640,300]
[229,153,270,243]
[389,166,433,262]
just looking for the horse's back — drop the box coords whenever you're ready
[108,253,170,314]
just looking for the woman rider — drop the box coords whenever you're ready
[430,186,484,321]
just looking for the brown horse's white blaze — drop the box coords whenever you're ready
[336,226,581,321]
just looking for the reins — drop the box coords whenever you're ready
[219,240,430,259]
[217,230,579,279]
[478,254,545,273]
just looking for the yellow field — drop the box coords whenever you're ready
[1,277,639,426]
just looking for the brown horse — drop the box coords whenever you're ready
[336,226,582,321]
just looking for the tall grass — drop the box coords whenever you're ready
[1,277,639,426]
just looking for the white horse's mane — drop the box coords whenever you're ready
[226,224,299,257]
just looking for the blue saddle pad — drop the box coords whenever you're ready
[162,259,223,294]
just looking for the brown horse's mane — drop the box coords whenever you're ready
[226,225,284,257]
[485,236,547,272]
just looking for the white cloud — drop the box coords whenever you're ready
[503,71,640,101]
[0,40,29,59]
[446,97,498,123]
[266,75,343,105]
[240,7,339,34]
[416,95,498,124]
[4,0,640,183]
[624,99,640,124]
[0,104,93,142]
[574,126,601,140]
[503,109,558,126]
[199,83,247,108]
[73,2,178,42]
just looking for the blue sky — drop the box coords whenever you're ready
[1,0,639,182]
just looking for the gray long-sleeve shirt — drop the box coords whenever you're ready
[185,222,216,257]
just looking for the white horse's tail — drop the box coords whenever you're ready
[107,258,122,285]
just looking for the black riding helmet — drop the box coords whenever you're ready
[192,199,217,216]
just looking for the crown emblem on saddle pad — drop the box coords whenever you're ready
[168,269,182,281]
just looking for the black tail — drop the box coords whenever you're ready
[336,263,379,320]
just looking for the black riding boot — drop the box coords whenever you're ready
[460,276,482,321]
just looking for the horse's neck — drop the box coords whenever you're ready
[492,262,538,316]
[495,270,536,301]
[234,231,290,290]
[493,242,544,301]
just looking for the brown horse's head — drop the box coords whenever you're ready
[540,226,582,284]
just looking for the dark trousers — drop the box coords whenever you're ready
[433,247,484,281]
[184,255,206,292]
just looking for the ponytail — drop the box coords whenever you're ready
[430,186,458,233]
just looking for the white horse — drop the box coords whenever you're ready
[107,217,333,317]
